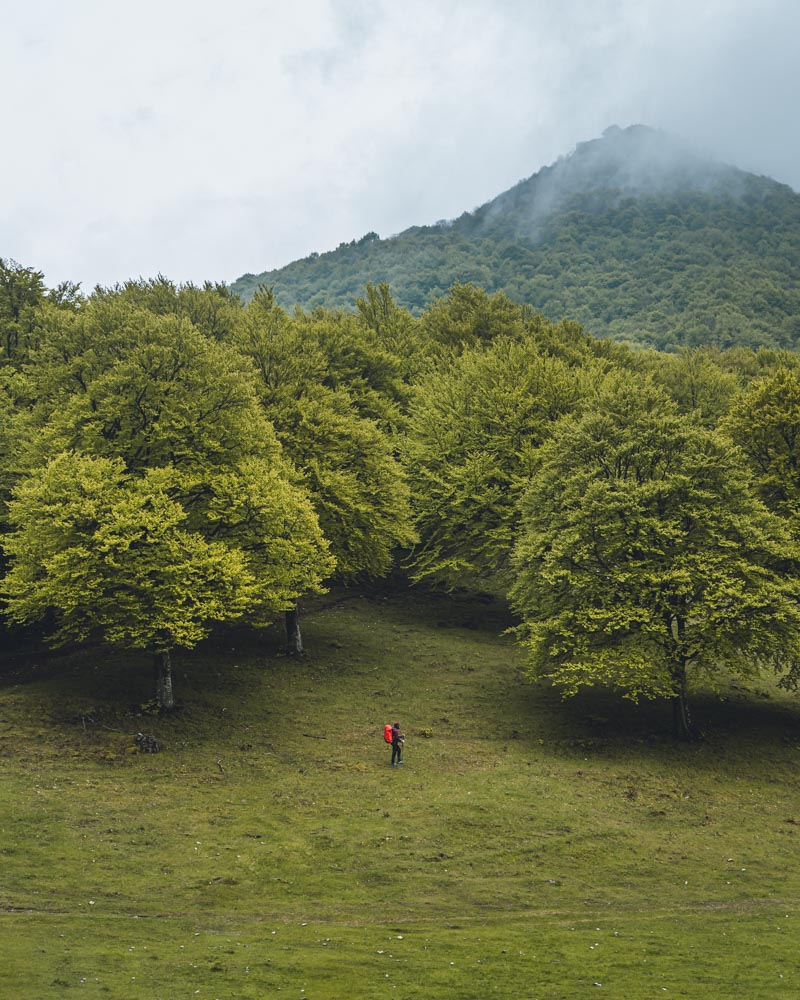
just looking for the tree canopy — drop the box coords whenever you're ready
[230,129,800,354]
[404,328,597,591]
[5,248,800,735]
[509,378,800,736]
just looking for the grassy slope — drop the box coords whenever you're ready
[2,587,800,998]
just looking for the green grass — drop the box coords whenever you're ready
[2,586,800,998]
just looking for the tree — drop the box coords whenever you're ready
[509,377,800,738]
[293,301,409,430]
[93,275,242,342]
[2,454,254,707]
[650,348,739,427]
[722,367,800,525]
[4,304,334,694]
[0,258,46,363]
[230,292,416,649]
[404,332,595,592]
[419,283,525,355]
[355,282,428,385]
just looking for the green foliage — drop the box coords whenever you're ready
[230,290,417,581]
[293,304,409,429]
[282,394,416,579]
[93,275,242,341]
[649,347,740,426]
[183,456,334,624]
[23,309,281,475]
[418,282,526,354]
[2,299,334,659]
[231,134,800,353]
[722,367,800,525]
[355,281,427,381]
[404,329,596,590]
[0,257,46,363]
[510,376,800,711]
[2,453,252,650]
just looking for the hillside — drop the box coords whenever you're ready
[3,587,800,997]
[231,125,800,352]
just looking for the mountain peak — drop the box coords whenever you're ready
[563,123,734,192]
[468,124,750,236]
[231,124,800,354]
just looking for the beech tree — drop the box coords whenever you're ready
[650,348,739,427]
[355,282,426,384]
[231,291,416,650]
[509,378,800,738]
[419,283,526,354]
[4,305,333,700]
[722,367,800,524]
[0,258,45,363]
[293,304,409,430]
[93,275,242,342]
[2,455,254,707]
[404,333,595,592]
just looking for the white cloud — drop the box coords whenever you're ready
[1,0,798,290]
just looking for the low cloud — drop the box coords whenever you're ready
[2,0,798,289]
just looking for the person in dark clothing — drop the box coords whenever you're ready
[391,722,405,766]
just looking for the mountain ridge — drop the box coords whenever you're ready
[231,125,800,351]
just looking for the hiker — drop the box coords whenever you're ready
[391,722,405,766]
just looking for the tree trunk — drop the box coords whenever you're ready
[285,605,304,655]
[154,648,175,710]
[668,618,694,740]
[670,663,693,740]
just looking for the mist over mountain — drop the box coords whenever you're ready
[465,125,755,237]
[232,125,800,351]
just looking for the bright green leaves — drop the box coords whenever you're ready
[194,458,334,621]
[2,298,334,665]
[404,333,595,591]
[722,366,800,524]
[3,454,254,651]
[24,310,281,475]
[0,258,46,364]
[510,377,800,704]
[419,283,526,355]
[231,291,417,583]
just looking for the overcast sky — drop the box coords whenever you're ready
[2,0,798,291]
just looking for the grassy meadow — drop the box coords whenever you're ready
[2,586,800,998]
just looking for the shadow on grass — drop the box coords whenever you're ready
[504,678,800,783]
[2,584,800,770]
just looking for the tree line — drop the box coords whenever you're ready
[3,258,800,737]
[232,179,800,355]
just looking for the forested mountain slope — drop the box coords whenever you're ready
[231,125,800,351]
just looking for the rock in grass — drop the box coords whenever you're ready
[134,732,160,753]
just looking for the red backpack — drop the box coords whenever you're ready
[383,724,393,744]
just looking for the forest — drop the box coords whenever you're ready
[232,126,800,354]
[3,258,800,740]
